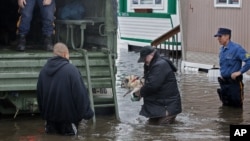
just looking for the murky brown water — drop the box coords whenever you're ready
[0,43,249,141]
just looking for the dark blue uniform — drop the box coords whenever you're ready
[218,41,250,107]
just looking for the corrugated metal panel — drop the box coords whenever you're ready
[118,17,172,40]
[180,0,250,65]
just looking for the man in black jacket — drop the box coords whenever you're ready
[37,42,94,135]
[137,46,182,125]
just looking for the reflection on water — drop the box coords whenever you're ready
[0,43,250,141]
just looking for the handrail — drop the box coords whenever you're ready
[151,25,180,47]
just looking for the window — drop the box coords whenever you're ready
[131,0,163,9]
[214,0,241,8]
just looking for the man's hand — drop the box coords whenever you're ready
[18,0,26,8]
[134,91,141,97]
[231,71,241,80]
[43,0,52,5]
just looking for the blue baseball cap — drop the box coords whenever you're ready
[214,28,231,37]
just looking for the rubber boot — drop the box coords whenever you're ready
[16,34,26,51]
[44,35,53,51]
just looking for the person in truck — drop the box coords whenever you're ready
[17,0,55,51]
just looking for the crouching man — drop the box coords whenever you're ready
[37,42,94,135]
[137,46,182,125]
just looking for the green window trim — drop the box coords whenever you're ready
[168,0,176,14]
[119,0,176,14]
[118,12,171,18]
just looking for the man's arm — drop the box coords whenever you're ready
[71,68,94,120]
[18,0,26,8]
[141,61,171,97]
[43,0,52,6]
[231,48,250,79]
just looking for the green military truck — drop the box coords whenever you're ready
[0,0,119,122]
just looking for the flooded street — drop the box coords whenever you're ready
[0,42,250,141]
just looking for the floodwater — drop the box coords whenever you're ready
[0,42,250,141]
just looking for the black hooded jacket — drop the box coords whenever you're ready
[140,52,182,118]
[37,56,94,123]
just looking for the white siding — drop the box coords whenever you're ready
[118,16,172,40]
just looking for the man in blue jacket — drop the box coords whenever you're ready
[137,46,182,125]
[37,42,94,135]
[214,27,250,108]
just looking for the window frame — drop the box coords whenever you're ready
[131,0,164,10]
[214,0,241,8]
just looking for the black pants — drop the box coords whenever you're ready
[217,76,244,108]
[45,121,79,136]
[148,115,176,125]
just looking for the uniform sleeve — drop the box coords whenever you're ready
[238,47,250,73]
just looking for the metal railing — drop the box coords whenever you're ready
[151,25,181,65]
